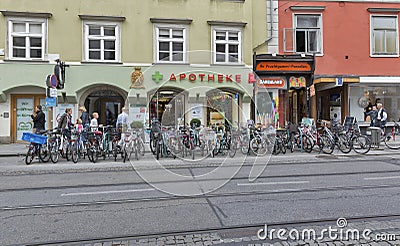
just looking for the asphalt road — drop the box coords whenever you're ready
[1,154,400,245]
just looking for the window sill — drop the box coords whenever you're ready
[152,62,189,65]
[211,62,245,67]
[294,52,323,57]
[81,61,123,65]
[3,59,50,63]
[370,54,399,58]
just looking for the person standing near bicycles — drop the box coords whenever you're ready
[58,108,73,139]
[365,105,378,127]
[31,105,46,134]
[79,106,90,130]
[90,112,99,132]
[116,107,129,147]
[376,102,388,133]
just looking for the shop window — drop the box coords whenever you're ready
[284,14,322,54]
[83,22,120,62]
[348,86,400,123]
[155,25,187,63]
[212,28,242,64]
[7,17,47,60]
[371,16,398,56]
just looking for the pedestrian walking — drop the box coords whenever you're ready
[31,105,46,134]
[116,107,129,147]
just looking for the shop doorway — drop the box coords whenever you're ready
[149,89,185,126]
[289,89,306,124]
[11,94,48,142]
[84,90,125,126]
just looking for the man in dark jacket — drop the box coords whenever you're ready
[31,105,46,133]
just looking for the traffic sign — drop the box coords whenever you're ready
[46,88,57,98]
[336,77,343,86]
[45,97,57,107]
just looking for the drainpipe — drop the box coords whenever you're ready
[266,0,274,44]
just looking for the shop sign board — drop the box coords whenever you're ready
[151,71,257,84]
[256,62,312,72]
[289,76,306,88]
[257,78,285,89]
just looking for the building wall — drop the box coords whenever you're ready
[278,1,400,77]
[0,0,266,64]
[0,0,268,142]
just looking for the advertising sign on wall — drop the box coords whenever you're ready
[257,78,286,89]
[129,107,146,123]
[56,104,75,127]
[16,98,34,140]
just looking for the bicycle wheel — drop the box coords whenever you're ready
[71,142,79,163]
[384,129,400,150]
[66,144,72,161]
[25,147,35,165]
[112,141,118,161]
[50,142,59,163]
[134,143,140,160]
[87,144,94,163]
[150,138,156,155]
[228,139,237,158]
[139,140,145,156]
[250,137,269,156]
[352,135,371,154]
[39,144,50,162]
[213,140,221,156]
[302,135,313,153]
[123,145,129,162]
[91,145,99,163]
[240,137,249,155]
[337,133,351,154]
[319,134,334,154]
[156,140,160,160]
[281,140,286,154]
[272,139,280,155]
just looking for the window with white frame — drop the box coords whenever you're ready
[371,16,398,56]
[83,22,120,62]
[7,18,46,60]
[294,14,322,54]
[155,26,186,62]
[213,28,242,64]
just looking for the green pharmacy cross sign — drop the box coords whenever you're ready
[152,71,163,83]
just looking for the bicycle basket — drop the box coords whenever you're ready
[22,132,47,145]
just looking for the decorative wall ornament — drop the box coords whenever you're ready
[130,67,145,89]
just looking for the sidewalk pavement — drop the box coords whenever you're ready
[1,142,399,158]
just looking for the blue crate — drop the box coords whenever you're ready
[22,132,48,145]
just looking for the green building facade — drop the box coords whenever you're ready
[0,0,272,142]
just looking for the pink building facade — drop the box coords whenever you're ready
[278,1,400,125]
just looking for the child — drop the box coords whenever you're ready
[76,119,83,133]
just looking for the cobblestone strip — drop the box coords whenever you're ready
[73,219,400,246]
